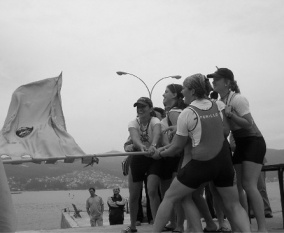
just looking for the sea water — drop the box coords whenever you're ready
[12,188,130,231]
[12,182,281,231]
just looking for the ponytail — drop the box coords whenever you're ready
[230,80,240,93]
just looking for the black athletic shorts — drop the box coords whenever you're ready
[160,156,181,180]
[130,155,162,182]
[232,136,266,165]
[177,140,236,189]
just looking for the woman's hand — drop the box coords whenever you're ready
[163,125,177,135]
[124,144,135,152]
[151,148,163,160]
[147,145,156,157]
[138,144,147,152]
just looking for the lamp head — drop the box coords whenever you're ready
[116,71,128,75]
[172,75,181,80]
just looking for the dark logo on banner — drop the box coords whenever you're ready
[16,127,33,138]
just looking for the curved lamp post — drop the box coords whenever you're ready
[116,71,181,99]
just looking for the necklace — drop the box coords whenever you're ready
[137,118,151,143]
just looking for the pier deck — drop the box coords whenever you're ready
[18,210,283,233]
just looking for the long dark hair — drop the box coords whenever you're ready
[153,107,166,118]
[167,84,187,110]
[229,80,240,93]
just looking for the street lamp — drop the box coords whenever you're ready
[116,71,181,99]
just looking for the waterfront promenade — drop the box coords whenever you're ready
[17,181,283,232]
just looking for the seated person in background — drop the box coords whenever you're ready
[107,187,127,225]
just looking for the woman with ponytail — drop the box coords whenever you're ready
[208,67,267,232]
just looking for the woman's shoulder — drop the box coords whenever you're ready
[150,116,161,123]
[169,107,183,113]
[215,100,226,110]
[180,107,197,117]
[230,92,249,105]
[190,99,212,110]
[128,118,139,128]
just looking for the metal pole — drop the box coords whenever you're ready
[1,151,150,164]
[117,72,181,99]
[116,71,151,98]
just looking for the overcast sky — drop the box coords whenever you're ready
[0,0,283,155]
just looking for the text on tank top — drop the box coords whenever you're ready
[188,102,225,160]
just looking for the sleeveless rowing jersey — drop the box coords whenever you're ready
[188,101,225,160]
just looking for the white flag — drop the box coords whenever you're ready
[0,73,86,163]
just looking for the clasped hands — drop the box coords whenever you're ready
[147,146,164,160]
[125,143,165,160]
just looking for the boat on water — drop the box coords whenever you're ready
[11,191,22,194]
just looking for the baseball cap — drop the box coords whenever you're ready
[207,67,234,81]
[133,97,153,108]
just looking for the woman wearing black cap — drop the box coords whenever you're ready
[208,67,267,232]
[122,97,162,233]
[150,74,250,232]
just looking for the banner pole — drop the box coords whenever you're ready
[1,151,151,164]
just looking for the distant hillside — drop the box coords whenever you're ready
[263,148,284,181]
[265,149,284,165]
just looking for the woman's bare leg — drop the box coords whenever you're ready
[234,164,249,212]
[192,184,217,231]
[242,161,267,232]
[147,174,161,221]
[217,184,251,232]
[128,168,143,230]
[183,195,203,232]
[160,178,176,228]
[210,182,235,231]
[153,178,202,233]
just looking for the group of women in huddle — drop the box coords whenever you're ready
[123,67,267,233]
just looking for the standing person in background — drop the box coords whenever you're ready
[122,97,162,233]
[150,73,250,233]
[107,186,126,225]
[86,187,104,227]
[208,67,267,232]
